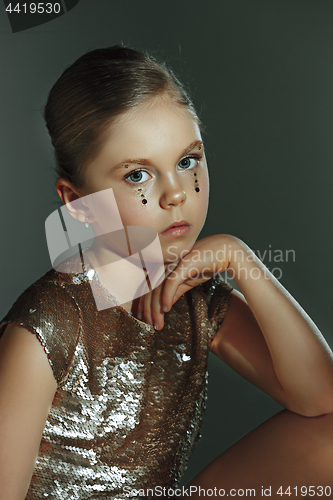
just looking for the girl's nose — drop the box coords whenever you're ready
[159,178,187,209]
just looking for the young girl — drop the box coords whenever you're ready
[1,45,333,500]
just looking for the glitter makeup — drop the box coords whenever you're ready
[136,187,147,205]
[194,172,200,193]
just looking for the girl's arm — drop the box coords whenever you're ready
[0,323,57,500]
[210,236,333,417]
[144,234,333,417]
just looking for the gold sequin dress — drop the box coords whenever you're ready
[0,253,232,499]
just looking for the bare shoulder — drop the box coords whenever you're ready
[0,322,57,391]
[0,323,57,499]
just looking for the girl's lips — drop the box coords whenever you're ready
[160,221,191,238]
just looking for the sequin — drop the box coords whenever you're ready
[0,252,232,499]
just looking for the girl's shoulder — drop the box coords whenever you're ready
[0,263,82,386]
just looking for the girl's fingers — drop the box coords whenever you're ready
[138,244,220,323]
[162,266,216,312]
[136,281,165,328]
[137,294,147,322]
[142,292,153,326]
[136,297,143,320]
[151,285,164,330]
[162,262,195,311]
[140,282,164,328]
[171,282,193,304]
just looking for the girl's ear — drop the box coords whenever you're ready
[55,178,93,223]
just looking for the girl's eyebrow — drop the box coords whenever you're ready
[182,140,204,156]
[112,140,204,171]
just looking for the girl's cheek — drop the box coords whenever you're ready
[116,191,154,226]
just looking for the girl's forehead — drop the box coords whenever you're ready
[109,100,201,149]
[86,104,202,179]
[117,96,198,129]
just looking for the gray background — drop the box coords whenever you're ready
[1,0,333,485]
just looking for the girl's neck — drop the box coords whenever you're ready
[83,245,148,312]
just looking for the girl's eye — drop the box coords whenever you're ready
[125,170,150,184]
[177,157,199,170]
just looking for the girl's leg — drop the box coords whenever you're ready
[185,410,333,499]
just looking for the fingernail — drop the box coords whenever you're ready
[154,323,159,330]
[163,305,168,312]
[137,311,142,320]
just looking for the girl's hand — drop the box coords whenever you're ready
[137,235,230,330]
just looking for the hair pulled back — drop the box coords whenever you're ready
[44,45,198,188]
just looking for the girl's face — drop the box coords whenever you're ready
[80,96,209,263]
